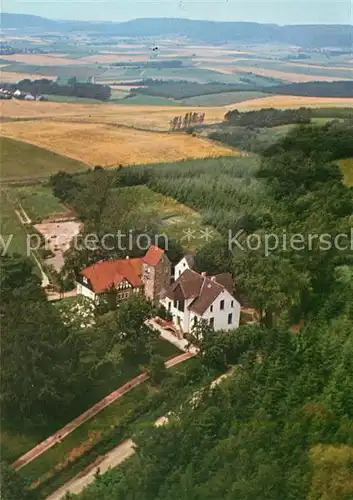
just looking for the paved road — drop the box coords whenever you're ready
[12,352,194,471]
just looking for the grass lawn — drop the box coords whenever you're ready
[0,188,30,257]
[0,137,88,180]
[338,158,353,187]
[6,186,65,222]
[103,186,218,252]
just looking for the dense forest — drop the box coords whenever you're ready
[224,107,312,127]
[1,79,111,100]
[61,120,353,499]
[266,80,353,98]
[210,117,353,154]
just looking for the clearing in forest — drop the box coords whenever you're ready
[339,158,353,187]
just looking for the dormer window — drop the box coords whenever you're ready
[83,277,88,285]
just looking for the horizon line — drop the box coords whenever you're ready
[1,12,353,27]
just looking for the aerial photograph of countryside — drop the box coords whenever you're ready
[0,0,352,499]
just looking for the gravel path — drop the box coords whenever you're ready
[46,440,136,500]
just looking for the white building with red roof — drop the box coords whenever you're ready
[77,247,240,334]
[161,257,241,334]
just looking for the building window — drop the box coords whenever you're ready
[209,317,214,328]
[168,301,171,311]
[178,300,185,312]
[220,300,225,310]
[231,300,234,307]
[174,300,178,308]
[210,305,213,313]
[228,313,233,325]
[193,316,198,327]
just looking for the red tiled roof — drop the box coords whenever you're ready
[165,269,236,316]
[213,273,234,294]
[81,258,142,293]
[142,245,165,266]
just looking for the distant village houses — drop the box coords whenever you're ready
[0,87,45,101]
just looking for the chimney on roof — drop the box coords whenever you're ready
[126,256,130,260]
[211,276,216,282]
[201,272,207,277]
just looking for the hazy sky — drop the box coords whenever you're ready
[2,0,352,25]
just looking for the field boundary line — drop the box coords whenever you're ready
[12,351,194,471]
[0,133,91,170]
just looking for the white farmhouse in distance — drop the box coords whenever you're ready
[161,256,241,334]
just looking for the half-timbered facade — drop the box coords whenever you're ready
[77,246,171,305]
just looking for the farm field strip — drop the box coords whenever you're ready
[4,98,352,129]
[283,61,353,72]
[181,91,268,106]
[233,66,353,82]
[228,95,353,110]
[6,186,66,222]
[0,54,90,66]
[0,100,227,128]
[80,54,152,63]
[0,71,57,82]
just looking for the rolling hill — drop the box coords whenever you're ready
[1,14,352,48]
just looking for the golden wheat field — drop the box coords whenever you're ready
[283,62,353,72]
[1,54,89,66]
[231,95,353,110]
[0,120,238,166]
[0,100,226,130]
[110,85,146,90]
